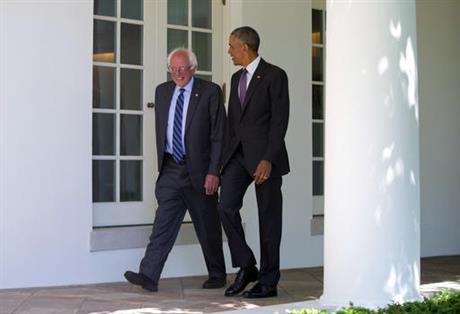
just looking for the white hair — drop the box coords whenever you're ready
[167,48,198,70]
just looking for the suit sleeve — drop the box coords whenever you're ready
[207,85,226,175]
[154,86,163,172]
[263,69,290,163]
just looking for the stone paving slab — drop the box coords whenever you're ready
[0,256,459,314]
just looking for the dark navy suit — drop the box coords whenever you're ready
[219,58,290,287]
[139,78,226,284]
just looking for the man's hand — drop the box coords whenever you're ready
[253,160,272,185]
[204,174,220,195]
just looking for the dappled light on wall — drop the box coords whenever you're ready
[382,142,395,161]
[390,19,402,40]
[400,38,419,124]
[385,262,420,303]
[378,57,389,75]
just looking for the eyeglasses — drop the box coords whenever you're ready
[167,65,192,73]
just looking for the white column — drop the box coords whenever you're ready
[321,0,422,308]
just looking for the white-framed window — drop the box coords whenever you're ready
[312,6,325,216]
[91,0,222,228]
[166,0,222,83]
[92,0,156,227]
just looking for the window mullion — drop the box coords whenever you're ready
[115,2,121,203]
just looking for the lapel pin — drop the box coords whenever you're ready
[256,75,261,79]
[195,93,199,97]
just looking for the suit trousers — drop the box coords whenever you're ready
[218,151,283,287]
[139,155,226,284]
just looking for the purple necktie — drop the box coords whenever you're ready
[238,68,247,108]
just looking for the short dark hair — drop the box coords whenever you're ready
[231,26,260,53]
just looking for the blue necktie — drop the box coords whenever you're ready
[172,88,185,163]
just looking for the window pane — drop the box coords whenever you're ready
[120,114,142,156]
[312,123,324,157]
[192,0,211,29]
[93,160,115,202]
[94,0,116,17]
[121,23,142,65]
[120,160,142,201]
[93,20,116,62]
[312,47,323,81]
[93,113,115,155]
[192,32,212,71]
[312,9,323,44]
[168,0,188,26]
[168,29,188,54]
[195,74,212,82]
[313,161,324,196]
[93,66,115,109]
[312,84,323,120]
[121,68,142,110]
[121,0,143,20]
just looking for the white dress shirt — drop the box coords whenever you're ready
[243,55,261,88]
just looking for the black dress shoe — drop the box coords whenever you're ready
[202,276,227,289]
[224,266,258,296]
[124,270,158,292]
[243,282,277,298]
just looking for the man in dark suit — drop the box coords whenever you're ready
[218,26,290,299]
[124,48,226,292]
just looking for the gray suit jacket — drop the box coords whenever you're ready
[154,78,226,192]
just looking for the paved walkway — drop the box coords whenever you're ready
[1,255,459,314]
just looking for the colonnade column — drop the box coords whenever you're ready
[321,0,422,308]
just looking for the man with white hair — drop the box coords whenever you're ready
[124,48,227,292]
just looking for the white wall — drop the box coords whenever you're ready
[417,1,460,257]
[0,1,222,289]
[1,0,7,289]
[3,1,93,288]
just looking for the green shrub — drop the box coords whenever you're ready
[287,290,460,314]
